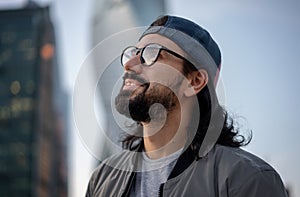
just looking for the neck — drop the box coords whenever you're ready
[142,106,188,160]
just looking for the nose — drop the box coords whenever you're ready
[123,55,142,74]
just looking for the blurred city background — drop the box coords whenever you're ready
[0,0,299,197]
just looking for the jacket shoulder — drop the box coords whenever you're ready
[85,150,136,197]
[213,145,273,172]
[211,145,288,196]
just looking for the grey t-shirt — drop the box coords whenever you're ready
[130,148,183,197]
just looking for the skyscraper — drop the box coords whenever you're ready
[0,4,68,197]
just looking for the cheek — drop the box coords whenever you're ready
[145,75,184,100]
[146,64,184,86]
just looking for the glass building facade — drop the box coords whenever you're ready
[0,5,68,197]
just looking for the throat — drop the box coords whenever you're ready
[142,116,187,160]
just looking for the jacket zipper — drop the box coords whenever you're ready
[158,183,164,197]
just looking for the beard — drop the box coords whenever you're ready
[115,74,181,123]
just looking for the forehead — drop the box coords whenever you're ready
[137,34,185,55]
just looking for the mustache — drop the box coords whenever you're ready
[122,72,148,85]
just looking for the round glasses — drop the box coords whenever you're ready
[121,43,193,67]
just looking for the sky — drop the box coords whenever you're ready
[1,0,300,196]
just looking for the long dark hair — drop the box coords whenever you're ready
[182,62,251,147]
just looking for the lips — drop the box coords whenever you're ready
[123,78,143,90]
[122,73,148,91]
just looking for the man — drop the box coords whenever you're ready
[86,15,288,197]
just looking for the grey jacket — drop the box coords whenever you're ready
[86,145,288,197]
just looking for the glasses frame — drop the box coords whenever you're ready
[121,43,194,67]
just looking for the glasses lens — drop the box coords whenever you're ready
[121,46,137,66]
[142,45,161,66]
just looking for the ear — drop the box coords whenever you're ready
[184,69,208,97]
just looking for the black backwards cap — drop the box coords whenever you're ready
[140,15,222,86]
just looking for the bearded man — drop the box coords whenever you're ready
[86,15,288,197]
